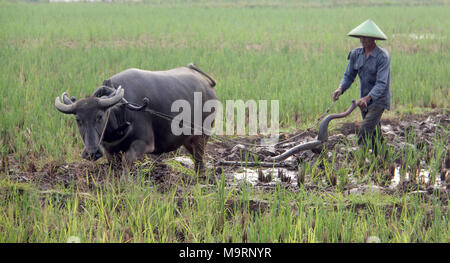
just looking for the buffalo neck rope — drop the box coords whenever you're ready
[97,108,112,148]
[96,100,141,147]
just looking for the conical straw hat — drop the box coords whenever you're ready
[347,19,387,40]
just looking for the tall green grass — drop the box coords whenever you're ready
[1,122,447,242]
[0,2,449,160]
[0,1,448,243]
[1,169,448,242]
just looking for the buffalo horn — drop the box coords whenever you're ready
[97,86,124,108]
[55,93,77,114]
[62,92,73,104]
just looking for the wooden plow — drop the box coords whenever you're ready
[218,100,359,167]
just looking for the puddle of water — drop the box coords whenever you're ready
[230,168,297,186]
[172,154,443,191]
[390,167,441,188]
[229,165,441,190]
[232,168,260,186]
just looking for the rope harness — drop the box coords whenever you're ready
[97,108,111,148]
[103,81,337,150]
[136,100,336,150]
[98,87,337,161]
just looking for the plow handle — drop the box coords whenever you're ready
[317,100,358,142]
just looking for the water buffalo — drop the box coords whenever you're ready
[55,63,217,172]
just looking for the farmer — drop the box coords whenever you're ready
[332,19,391,153]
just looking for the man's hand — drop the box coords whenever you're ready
[332,87,343,101]
[357,95,372,111]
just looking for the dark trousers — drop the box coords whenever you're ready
[358,104,385,153]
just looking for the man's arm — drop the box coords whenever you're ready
[340,51,358,94]
[333,51,358,101]
[368,55,390,101]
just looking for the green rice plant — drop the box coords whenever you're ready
[337,165,350,192]
[0,0,449,244]
[1,2,449,161]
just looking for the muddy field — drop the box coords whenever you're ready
[3,109,449,201]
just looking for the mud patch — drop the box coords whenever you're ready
[207,108,449,195]
[2,109,449,198]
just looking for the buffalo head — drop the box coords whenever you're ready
[55,87,124,161]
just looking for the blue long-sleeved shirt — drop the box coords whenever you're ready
[340,46,391,110]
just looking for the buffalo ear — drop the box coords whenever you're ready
[103,79,112,87]
[93,86,116,98]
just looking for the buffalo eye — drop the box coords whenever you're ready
[96,114,103,123]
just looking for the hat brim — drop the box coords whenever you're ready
[347,19,388,40]
[348,34,387,41]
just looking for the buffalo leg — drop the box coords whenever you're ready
[125,139,155,164]
[184,135,209,174]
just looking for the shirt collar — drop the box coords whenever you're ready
[369,46,381,57]
[360,45,380,58]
